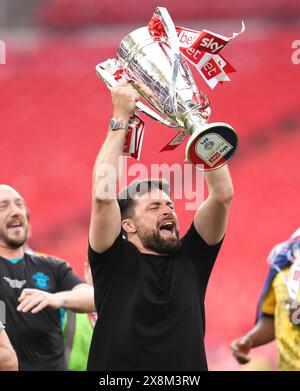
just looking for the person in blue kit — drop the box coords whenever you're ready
[87,80,234,371]
[0,184,95,371]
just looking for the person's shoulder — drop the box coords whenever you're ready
[268,238,298,266]
[89,232,130,257]
[180,222,197,240]
[268,240,289,259]
[25,251,69,268]
[274,265,290,278]
[181,222,223,247]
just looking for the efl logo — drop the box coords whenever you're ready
[0,40,6,64]
[199,33,226,54]
[178,29,200,48]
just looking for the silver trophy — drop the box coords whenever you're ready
[96,7,239,170]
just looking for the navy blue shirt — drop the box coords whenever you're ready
[0,253,83,371]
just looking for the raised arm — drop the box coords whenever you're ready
[89,81,140,253]
[193,164,234,245]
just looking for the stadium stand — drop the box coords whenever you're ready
[36,0,300,28]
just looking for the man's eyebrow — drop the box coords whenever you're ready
[147,200,174,207]
[147,201,162,206]
[0,198,24,205]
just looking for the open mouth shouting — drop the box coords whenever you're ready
[158,220,177,237]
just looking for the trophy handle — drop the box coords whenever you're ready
[155,7,181,114]
[152,8,210,117]
[96,63,178,128]
[185,122,238,171]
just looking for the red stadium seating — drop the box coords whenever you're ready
[36,0,300,28]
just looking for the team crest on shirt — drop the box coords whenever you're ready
[32,272,50,290]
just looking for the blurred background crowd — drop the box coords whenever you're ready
[0,0,299,370]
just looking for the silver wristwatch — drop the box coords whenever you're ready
[109,118,128,131]
[0,321,5,330]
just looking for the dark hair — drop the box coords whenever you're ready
[117,179,170,237]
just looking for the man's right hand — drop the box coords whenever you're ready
[111,80,141,122]
[230,336,253,364]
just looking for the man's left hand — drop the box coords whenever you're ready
[17,289,63,314]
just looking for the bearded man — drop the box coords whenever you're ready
[87,81,234,371]
[0,185,95,370]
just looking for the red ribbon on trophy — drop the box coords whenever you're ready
[147,12,244,154]
[148,13,245,90]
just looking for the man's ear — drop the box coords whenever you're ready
[122,218,136,234]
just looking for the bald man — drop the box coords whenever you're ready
[0,185,95,371]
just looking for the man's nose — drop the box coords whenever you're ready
[161,206,173,215]
[9,204,22,217]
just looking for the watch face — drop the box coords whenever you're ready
[109,119,117,129]
[109,119,127,130]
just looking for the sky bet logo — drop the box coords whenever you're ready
[0,40,6,64]
[178,30,225,54]
[199,34,226,54]
[178,30,200,48]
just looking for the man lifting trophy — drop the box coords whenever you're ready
[88,7,241,371]
[96,7,244,170]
